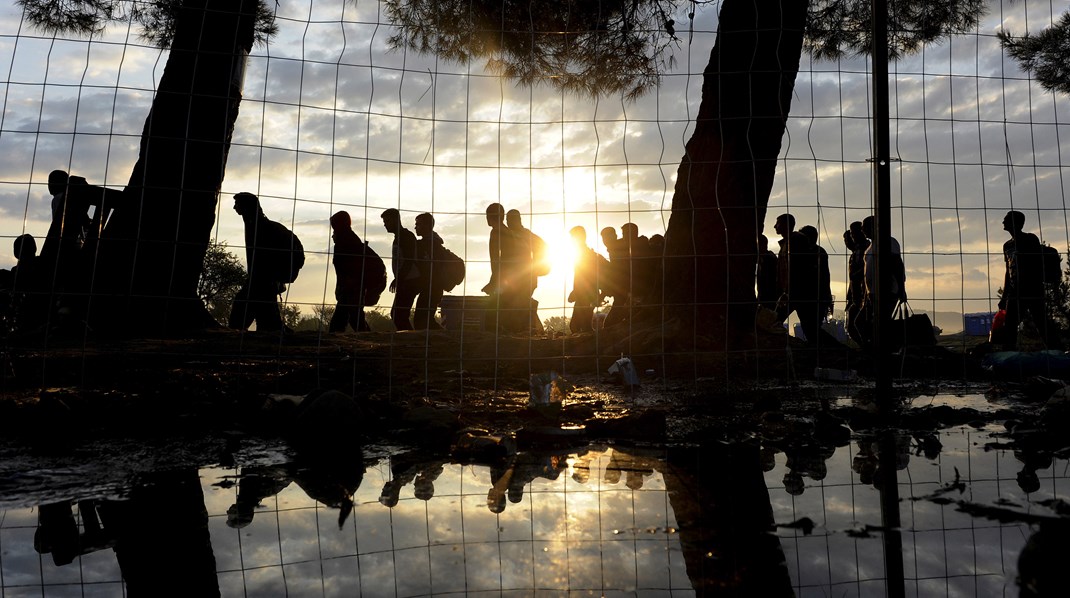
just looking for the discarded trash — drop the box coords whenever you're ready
[608,357,640,387]
[813,368,857,382]
[529,371,569,414]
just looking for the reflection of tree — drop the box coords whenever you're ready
[662,444,793,595]
[386,0,984,343]
[98,469,220,597]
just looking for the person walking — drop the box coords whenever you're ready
[381,208,420,331]
[999,210,1060,350]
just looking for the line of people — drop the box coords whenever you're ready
[759,214,906,349]
[0,171,125,333]
[6,173,1055,346]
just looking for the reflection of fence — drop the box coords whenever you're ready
[207,447,683,595]
[2,448,686,595]
[763,418,1067,595]
[2,424,1068,594]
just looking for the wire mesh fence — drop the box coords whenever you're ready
[0,0,1068,379]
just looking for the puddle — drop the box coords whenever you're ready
[1,394,1067,596]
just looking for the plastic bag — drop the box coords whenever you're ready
[990,308,1008,345]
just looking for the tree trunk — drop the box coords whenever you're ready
[89,0,257,333]
[662,0,807,343]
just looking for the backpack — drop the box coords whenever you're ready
[261,219,305,283]
[361,243,387,306]
[435,246,466,292]
[1042,244,1062,285]
[530,232,551,276]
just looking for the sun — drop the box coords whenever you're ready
[542,230,580,275]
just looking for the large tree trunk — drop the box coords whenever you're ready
[89,0,257,333]
[662,0,807,343]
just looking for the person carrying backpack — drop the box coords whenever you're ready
[413,212,458,330]
[328,211,384,332]
[505,209,546,333]
[999,210,1060,350]
[229,192,303,333]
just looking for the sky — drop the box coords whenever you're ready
[2,0,1070,333]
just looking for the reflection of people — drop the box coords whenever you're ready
[382,208,420,331]
[413,464,444,501]
[604,449,656,490]
[567,226,607,333]
[999,210,1060,350]
[1014,449,1052,494]
[34,502,80,566]
[1018,524,1070,598]
[379,458,423,508]
[229,192,295,332]
[226,466,292,529]
[292,459,365,528]
[486,452,570,512]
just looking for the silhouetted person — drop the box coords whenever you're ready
[756,234,778,310]
[382,208,420,331]
[505,209,545,333]
[860,215,907,349]
[228,193,293,332]
[1000,210,1060,350]
[647,233,665,304]
[845,222,870,345]
[482,203,526,333]
[568,226,608,333]
[39,170,91,293]
[1,234,46,331]
[328,211,384,333]
[600,226,629,327]
[621,222,653,306]
[799,225,833,320]
[39,171,124,297]
[775,214,837,347]
[413,212,446,330]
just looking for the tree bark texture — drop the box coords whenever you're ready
[91,0,256,332]
[662,0,806,341]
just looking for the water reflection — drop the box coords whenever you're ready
[2,416,1069,596]
[765,423,1070,596]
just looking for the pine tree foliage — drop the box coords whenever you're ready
[999,12,1070,96]
[17,0,278,47]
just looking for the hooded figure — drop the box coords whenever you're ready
[228,192,298,332]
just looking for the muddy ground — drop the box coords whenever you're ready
[0,324,1054,509]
